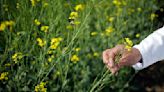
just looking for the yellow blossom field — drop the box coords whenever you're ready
[0,0,163,91]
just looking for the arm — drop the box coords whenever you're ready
[133,26,164,70]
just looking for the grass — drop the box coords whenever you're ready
[0,0,160,91]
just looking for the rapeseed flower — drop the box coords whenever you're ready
[136,33,140,38]
[0,72,9,81]
[12,52,23,63]
[124,38,133,51]
[37,38,46,47]
[41,26,49,33]
[50,37,62,50]
[71,54,79,63]
[69,12,78,20]
[35,82,47,92]
[93,52,99,57]
[75,4,84,11]
[150,13,157,21]
[91,32,98,36]
[34,19,41,26]
[0,20,14,31]
[105,26,114,36]
[108,17,114,22]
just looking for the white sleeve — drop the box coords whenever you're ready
[132,26,164,70]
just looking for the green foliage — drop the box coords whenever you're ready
[0,0,160,91]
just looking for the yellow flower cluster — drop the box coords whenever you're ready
[37,38,46,47]
[74,4,84,11]
[41,26,49,33]
[48,55,54,63]
[30,0,40,6]
[150,13,158,21]
[69,12,78,20]
[0,20,14,31]
[108,16,114,23]
[50,37,62,50]
[34,19,49,33]
[124,38,133,51]
[35,82,47,92]
[71,54,80,63]
[34,19,41,26]
[67,4,84,30]
[93,52,99,57]
[0,72,9,81]
[12,52,23,63]
[91,32,98,36]
[136,33,140,38]
[16,3,20,9]
[105,26,114,36]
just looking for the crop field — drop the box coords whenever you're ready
[0,0,163,92]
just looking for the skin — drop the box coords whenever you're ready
[102,45,142,74]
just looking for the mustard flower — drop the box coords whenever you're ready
[0,20,14,31]
[50,37,62,50]
[91,32,98,36]
[75,4,84,11]
[0,72,9,81]
[34,19,41,26]
[35,82,47,92]
[124,38,133,51]
[16,3,20,9]
[136,33,140,38]
[150,13,157,21]
[37,38,46,47]
[12,52,23,63]
[69,12,78,19]
[71,55,79,63]
[93,52,99,57]
[108,17,114,22]
[41,26,49,33]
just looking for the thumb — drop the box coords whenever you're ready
[118,57,129,68]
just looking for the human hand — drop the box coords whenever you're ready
[102,45,142,74]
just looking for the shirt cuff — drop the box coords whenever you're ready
[132,45,144,70]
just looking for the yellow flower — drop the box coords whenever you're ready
[31,0,36,6]
[69,12,78,19]
[93,52,99,57]
[0,20,14,31]
[50,37,62,50]
[0,72,9,81]
[48,56,54,63]
[124,38,133,51]
[34,19,41,26]
[41,26,49,33]
[113,0,121,6]
[136,33,140,38]
[16,3,20,9]
[150,13,158,21]
[108,17,114,22]
[74,48,81,52]
[137,8,142,12]
[66,25,73,30]
[4,63,11,67]
[105,26,114,36]
[37,38,46,47]
[35,82,47,92]
[12,52,23,63]
[0,22,6,31]
[43,2,49,7]
[71,55,79,63]
[75,4,84,11]
[91,32,98,36]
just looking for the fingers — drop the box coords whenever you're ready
[102,45,125,74]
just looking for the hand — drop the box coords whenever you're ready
[102,45,142,74]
